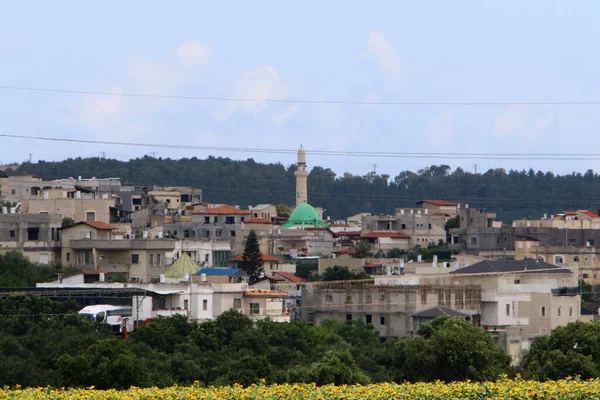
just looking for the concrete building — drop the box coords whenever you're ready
[449,207,514,257]
[0,213,62,264]
[191,205,250,246]
[167,239,232,268]
[22,197,116,224]
[249,204,278,222]
[294,145,308,207]
[513,210,600,230]
[414,199,459,216]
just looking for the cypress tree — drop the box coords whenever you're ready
[240,230,264,284]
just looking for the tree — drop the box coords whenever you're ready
[276,204,291,218]
[387,248,404,259]
[240,230,264,284]
[61,217,76,228]
[321,266,370,281]
[520,320,600,380]
[388,317,510,382]
[354,242,372,258]
[286,350,371,385]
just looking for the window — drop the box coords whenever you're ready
[557,306,562,317]
[583,273,590,279]
[380,316,385,325]
[231,230,236,237]
[9,230,15,238]
[213,216,218,223]
[506,304,510,316]
[234,298,242,309]
[225,216,235,225]
[470,236,478,245]
[149,254,154,266]
[366,314,372,324]
[497,237,501,245]
[514,279,521,284]
[184,299,188,310]
[205,230,210,238]
[205,254,209,262]
[574,256,580,262]
[204,216,210,224]
[131,254,139,264]
[325,294,333,302]
[156,254,161,266]
[202,299,208,311]
[541,306,546,317]
[346,314,352,320]
[216,229,222,238]
[85,211,95,222]
[366,293,372,303]
[184,230,190,238]
[569,306,573,317]
[27,227,39,240]
[428,224,432,229]
[66,252,71,262]
[401,224,406,229]
[250,303,260,315]
[554,256,564,264]
[346,294,352,304]
[10,189,15,195]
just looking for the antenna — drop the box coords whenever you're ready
[370,163,378,174]
[28,153,32,163]
[150,152,157,158]
[473,164,477,174]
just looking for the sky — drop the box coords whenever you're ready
[1,1,600,178]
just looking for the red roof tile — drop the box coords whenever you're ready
[580,210,600,218]
[63,221,116,230]
[228,254,283,262]
[417,199,458,206]
[274,271,308,283]
[361,231,411,239]
[192,205,250,215]
[363,263,383,268]
[244,218,272,224]
[244,289,289,297]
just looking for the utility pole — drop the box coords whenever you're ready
[473,164,477,174]
[28,153,32,163]
[150,152,157,158]
[100,151,106,159]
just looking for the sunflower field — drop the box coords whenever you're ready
[2,378,600,400]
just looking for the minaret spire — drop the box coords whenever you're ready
[295,145,308,207]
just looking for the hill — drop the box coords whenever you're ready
[11,157,600,222]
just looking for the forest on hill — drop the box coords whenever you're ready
[12,157,600,222]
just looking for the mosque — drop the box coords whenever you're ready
[282,145,328,230]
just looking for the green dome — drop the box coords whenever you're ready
[282,203,328,229]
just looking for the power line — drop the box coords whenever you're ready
[5,133,600,161]
[2,84,600,106]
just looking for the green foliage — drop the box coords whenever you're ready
[61,217,76,228]
[105,273,127,283]
[354,242,372,258]
[520,320,600,380]
[320,266,371,281]
[445,215,460,230]
[286,350,371,385]
[240,230,264,284]
[295,260,318,279]
[276,204,291,218]
[388,317,510,382]
[0,251,80,287]
[58,338,152,389]
[387,248,405,259]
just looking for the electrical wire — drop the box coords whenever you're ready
[2,84,600,106]
[4,133,600,161]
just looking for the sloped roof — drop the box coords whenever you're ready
[165,253,201,278]
[282,203,328,229]
[275,271,308,283]
[197,267,243,276]
[411,306,470,319]
[333,230,362,237]
[450,258,572,275]
[192,205,250,215]
[416,199,458,206]
[251,204,272,211]
[580,210,600,218]
[363,263,383,268]
[361,231,411,238]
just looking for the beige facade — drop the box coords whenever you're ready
[22,198,115,223]
[363,210,447,247]
[249,204,278,221]
[0,213,62,264]
[414,200,459,216]
[234,220,271,255]
[513,210,600,230]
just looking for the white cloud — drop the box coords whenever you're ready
[493,106,555,140]
[177,40,212,68]
[217,65,284,121]
[426,111,455,147]
[271,105,298,126]
[365,31,402,81]
[75,40,213,139]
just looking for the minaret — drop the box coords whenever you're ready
[295,145,308,207]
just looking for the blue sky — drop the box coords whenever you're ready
[1,1,600,178]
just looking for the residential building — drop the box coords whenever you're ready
[22,196,116,224]
[449,206,514,257]
[415,199,459,216]
[0,213,62,264]
[61,221,177,282]
[191,205,250,246]
[167,238,232,268]
[513,210,600,230]
[249,204,278,222]
[234,217,272,255]
[360,231,411,252]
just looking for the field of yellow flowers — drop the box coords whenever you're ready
[2,378,600,400]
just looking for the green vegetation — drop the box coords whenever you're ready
[320,266,371,281]
[0,251,80,287]
[240,230,264,284]
[0,295,517,388]
[61,217,76,228]
[13,158,600,221]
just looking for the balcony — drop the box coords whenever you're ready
[70,238,176,250]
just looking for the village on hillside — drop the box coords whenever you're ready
[1,145,597,366]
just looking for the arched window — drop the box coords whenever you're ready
[554,255,564,264]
